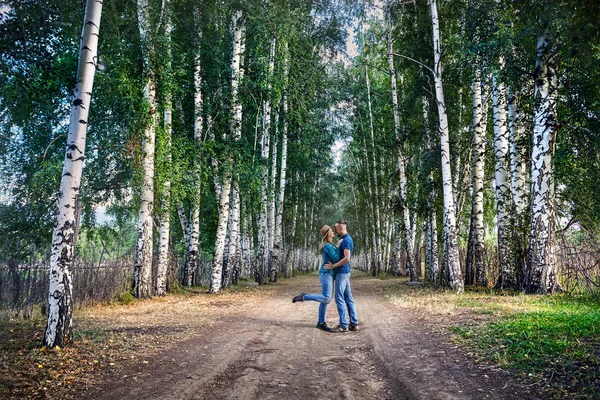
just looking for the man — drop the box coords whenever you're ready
[325,220,359,332]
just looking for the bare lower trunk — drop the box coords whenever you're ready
[134,0,156,299]
[210,163,232,293]
[268,111,279,282]
[429,0,463,292]
[465,63,487,287]
[526,34,559,294]
[508,85,529,283]
[156,1,173,296]
[492,57,518,289]
[45,0,102,348]
[184,1,204,287]
[274,44,289,281]
[258,36,276,284]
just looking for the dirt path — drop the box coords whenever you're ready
[90,273,539,400]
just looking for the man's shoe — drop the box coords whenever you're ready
[316,322,333,332]
[349,324,360,331]
[292,292,306,303]
[332,325,349,333]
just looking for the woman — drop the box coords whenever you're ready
[292,224,340,333]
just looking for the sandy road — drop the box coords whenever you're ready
[92,273,539,400]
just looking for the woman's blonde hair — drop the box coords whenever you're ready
[319,225,333,254]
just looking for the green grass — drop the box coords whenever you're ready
[454,296,600,371]
[383,279,600,397]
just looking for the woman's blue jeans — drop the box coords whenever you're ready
[303,273,334,323]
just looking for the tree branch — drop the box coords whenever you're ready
[391,53,434,76]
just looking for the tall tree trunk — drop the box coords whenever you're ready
[224,11,245,288]
[526,34,559,294]
[492,57,518,289]
[365,50,383,276]
[465,63,487,287]
[258,36,276,284]
[274,43,289,281]
[428,0,463,293]
[184,1,205,287]
[268,109,279,282]
[134,0,157,299]
[156,0,173,296]
[210,10,244,293]
[507,85,529,282]
[44,0,103,348]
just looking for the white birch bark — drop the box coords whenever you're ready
[508,86,528,217]
[492,57,517,289]
[210,163,232,293]
[134,0,157,299]
[428,0,463,292]
[224,11,245,288]
[210,10,244,293]
[526,34,559,294]
[44,0,102,348]
[362,20,382,276]
[508,84,529,276]
[258,36,276,284]
[184,2,204,287]
[273,43,289,281]
[156,0,173,296]
[465,63,487,286]
[268,110,279,282]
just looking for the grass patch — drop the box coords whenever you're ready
[383,279,600,398]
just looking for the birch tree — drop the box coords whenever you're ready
[387,3,416,281]
[525,33,559,294]
[44,0,103,348]
[183,1,205,287]
[491,57,519,289]
[156,0,173,296]
[258,36,276,284]
[224,13,246,288]
[210,10,244,293]
[428,0,463,292]
[507,85,529,272]
[465,63,488,286]
[133,0,158,299]
[273,43,289,283]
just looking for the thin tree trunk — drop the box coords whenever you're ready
[184,1,204,287]
[210,10,244,293]
[224,11,245,288]
[44,0,103,348]
[492,57,518,289]
[268,108,279,282]
[428,0,463,292]
[156,0,173,296]
[465,63,487,287]
[134,0,156,299]
[258,36,276,284]
[274,43,289,281]
[508,85,529,282]
[526,34,559,294]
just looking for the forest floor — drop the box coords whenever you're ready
[1,271,587,399]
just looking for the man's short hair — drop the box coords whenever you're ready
[336,220,347,225]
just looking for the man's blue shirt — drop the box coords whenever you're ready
[336,233,353,275]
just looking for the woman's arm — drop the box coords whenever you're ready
[323,244,340,264]
[324,248,350,270]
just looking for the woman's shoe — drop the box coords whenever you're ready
[292,292,306,303]
[316,322,333,332]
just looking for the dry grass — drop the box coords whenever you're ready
[0,284,276,400]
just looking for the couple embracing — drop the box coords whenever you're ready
[292,220,359,333]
